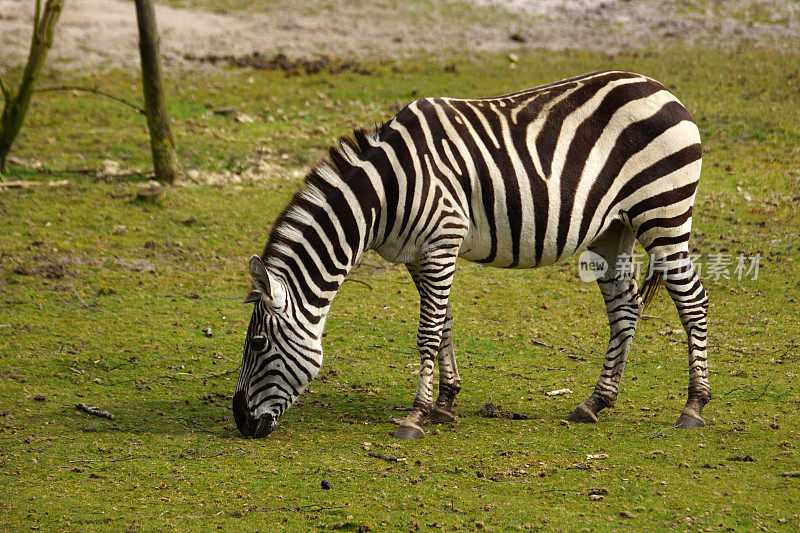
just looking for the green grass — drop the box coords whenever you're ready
[1,46,800,531]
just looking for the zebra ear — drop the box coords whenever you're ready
[244,289,262,303]
[248,255,273,302]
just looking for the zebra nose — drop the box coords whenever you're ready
[253,413,277,438]
[233,390,256,437]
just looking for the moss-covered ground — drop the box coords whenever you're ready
[1,46,799,531]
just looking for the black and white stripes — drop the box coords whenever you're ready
[232,70,710,438]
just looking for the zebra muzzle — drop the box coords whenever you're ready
[233,390,278,438]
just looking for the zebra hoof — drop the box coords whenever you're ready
[429,407,457,424]
[394,425,425,440]
[567,403,599,423]
[674,411,705,429]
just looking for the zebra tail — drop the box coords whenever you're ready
[639,269,663,311]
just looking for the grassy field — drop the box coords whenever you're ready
[1,45,800,531]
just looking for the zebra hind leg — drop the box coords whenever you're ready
[428,304,461,424]
[659,251,710,428]
[568,221,641,423]
[395,255,458,439]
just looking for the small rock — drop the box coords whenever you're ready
[589,494,604,501]
[620,510,636,518]
[213,106,237,115]
[97,160,121,178]
[321,479,331,490]
[235,112,255,124]
[202,327,213,337]
[587,453,608,460]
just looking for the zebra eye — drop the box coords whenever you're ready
[251,335,267,351]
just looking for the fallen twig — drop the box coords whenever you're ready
[65,454,150,465]
[72,287,94,309]
[368,451,407,463]
[76,403,115,420]
[477,402,530,420]
[259,504,349,513]
[649,428,676,439]
[532,339,554,349]
[4,156,152,180]
[782,471,800,478]
[752,379,772,401]
[0,179,70,188]
[343,277,374,290]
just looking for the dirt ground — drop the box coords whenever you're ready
[1,0,799,70]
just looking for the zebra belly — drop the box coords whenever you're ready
[457,215,565,269]
[457,202,612,269]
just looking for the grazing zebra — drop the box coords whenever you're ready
[233,70,709,439]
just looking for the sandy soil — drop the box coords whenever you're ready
[1,0,798,70]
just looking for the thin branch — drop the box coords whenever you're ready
[260,504,349,513]
[343,277,374,290]
[33,85,145,114]
[0,75,11,103]
[174,158,199,184]
[33,0,42,33]
[76,403,115,420]
[72,286,94,309]
[0,179,70,188]
[368,452,407,463]
[752,379,772,401]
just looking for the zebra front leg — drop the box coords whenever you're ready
[395,255,456,439]
[429,304,461,424]
[661,252,710,428]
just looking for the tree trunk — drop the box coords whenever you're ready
[0,0,64,174]
[134,0,178,184]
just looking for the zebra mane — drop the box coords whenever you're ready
[262,125,387,264]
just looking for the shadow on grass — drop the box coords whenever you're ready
[59,386,411,440]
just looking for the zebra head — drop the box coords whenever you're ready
[233,255,323,438]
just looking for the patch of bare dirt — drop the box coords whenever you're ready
[1,0,798,71]
[178,156,310,187]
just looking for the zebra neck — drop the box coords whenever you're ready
[264,163,382,334]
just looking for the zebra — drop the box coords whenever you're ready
[232,70,710,439]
